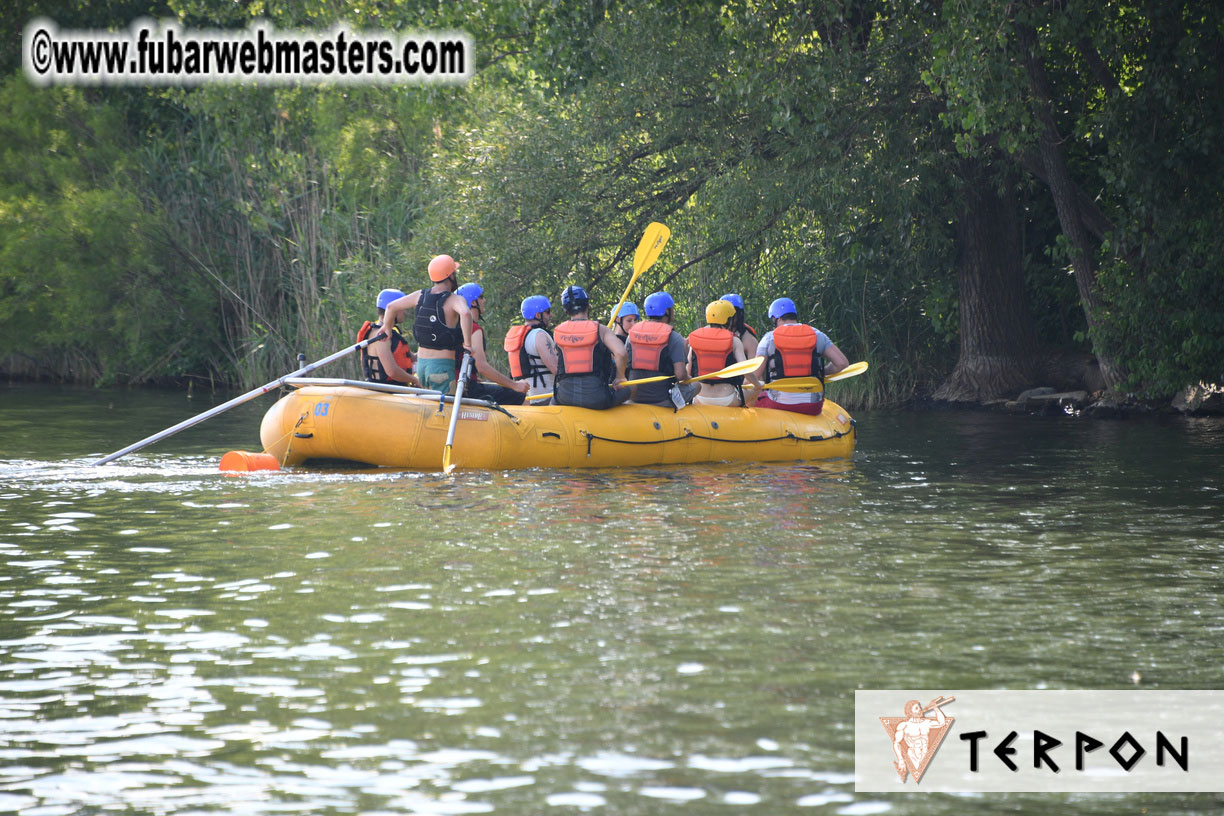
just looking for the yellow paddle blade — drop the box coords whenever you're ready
[610,222,670,328]
[633,222,670,275]
[442,444,455,473]
[828,360,869,382]
[753,361,870,392]
[684,356,764,384]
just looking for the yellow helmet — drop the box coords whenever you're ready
[705,299,737,326]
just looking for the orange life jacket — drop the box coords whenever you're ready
[357,321,415,383]
[767,323,824,382]
[687,326,737,383]
[627,321,674,374]
[554,319,611,380]
[503,324,551,386]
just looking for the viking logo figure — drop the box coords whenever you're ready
[879,695,954,783]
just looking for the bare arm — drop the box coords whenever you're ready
[373,339,417,385]
[447,295,473,350]
[600,325,627,383]
[381,291,421,336]
[732,336,762,388]
[470,328,527,391]
[823,341,849,376]
[535,330,558,374]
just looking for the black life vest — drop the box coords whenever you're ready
[413,288,463,352]
[357,321,415,384]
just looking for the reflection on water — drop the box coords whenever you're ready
[1,385,1223,814]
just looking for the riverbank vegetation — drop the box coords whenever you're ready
[2,1,1221,409]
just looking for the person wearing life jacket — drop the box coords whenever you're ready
[720,292,759,360]
[752,297,848,416]
[687,299,762,407]
[626,291,696,407]
[381,254,474,394]
[552,285,630,410]
[357,288,420,387]
[504,294,558,402]
[454,282,529,406]
[610,302,640,341]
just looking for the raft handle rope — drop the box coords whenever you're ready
[580,422,855,457]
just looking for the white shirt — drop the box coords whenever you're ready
[523,327,555,395]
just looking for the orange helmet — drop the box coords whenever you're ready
[428,254,458,282]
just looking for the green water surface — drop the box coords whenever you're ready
[1,384,1222,814]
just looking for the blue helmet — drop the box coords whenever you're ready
[376,288,405,311]
[720,293,745,311]
[561,285,589,314]
[768,297,798,320]
[643,291,675,318]
[521,294,552,321]
[456,282,484,308]
[611,302,640,321]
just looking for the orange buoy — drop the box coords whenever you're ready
[219,451,281,472]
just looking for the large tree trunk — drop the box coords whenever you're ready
[934,162,1039,402]
[1016,21,1127,390]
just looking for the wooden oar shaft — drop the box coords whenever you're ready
[92,332,386,466]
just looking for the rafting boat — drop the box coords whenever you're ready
[258,379,856,470]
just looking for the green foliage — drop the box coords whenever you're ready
[0,78,217,384]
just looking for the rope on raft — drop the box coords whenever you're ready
[580,420,855,457]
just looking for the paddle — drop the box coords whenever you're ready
[525,356,765,401]
[747,361,870,392]
[607,222,670,328]
[92,332,388,466]
[442,353,474,473]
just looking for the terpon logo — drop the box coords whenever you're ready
[878,695,954,783]
[855,690,1218,793]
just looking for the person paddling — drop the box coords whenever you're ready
[356,288,419,387]
[552,285,630,410]
[626,291,696,407]
[688,299,760,407]
[610,302,640,341]
[505,295,558,403]
[753,297,848,415]
[381,254,474,395]
[454,282,529,405]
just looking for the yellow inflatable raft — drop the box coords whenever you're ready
[260,379,855,470]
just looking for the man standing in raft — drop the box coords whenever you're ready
[753,297,848,415]
[356,288,419,387]
[454,282,529,405]
[381,254,474,395]
[552,285,630,410]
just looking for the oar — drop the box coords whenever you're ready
[525,356,765,401]
[748,361,870,392]
[92,332,387,466]
[607,222,670,328]
[442,353,474,473]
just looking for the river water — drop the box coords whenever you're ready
[2,384,1222,815]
